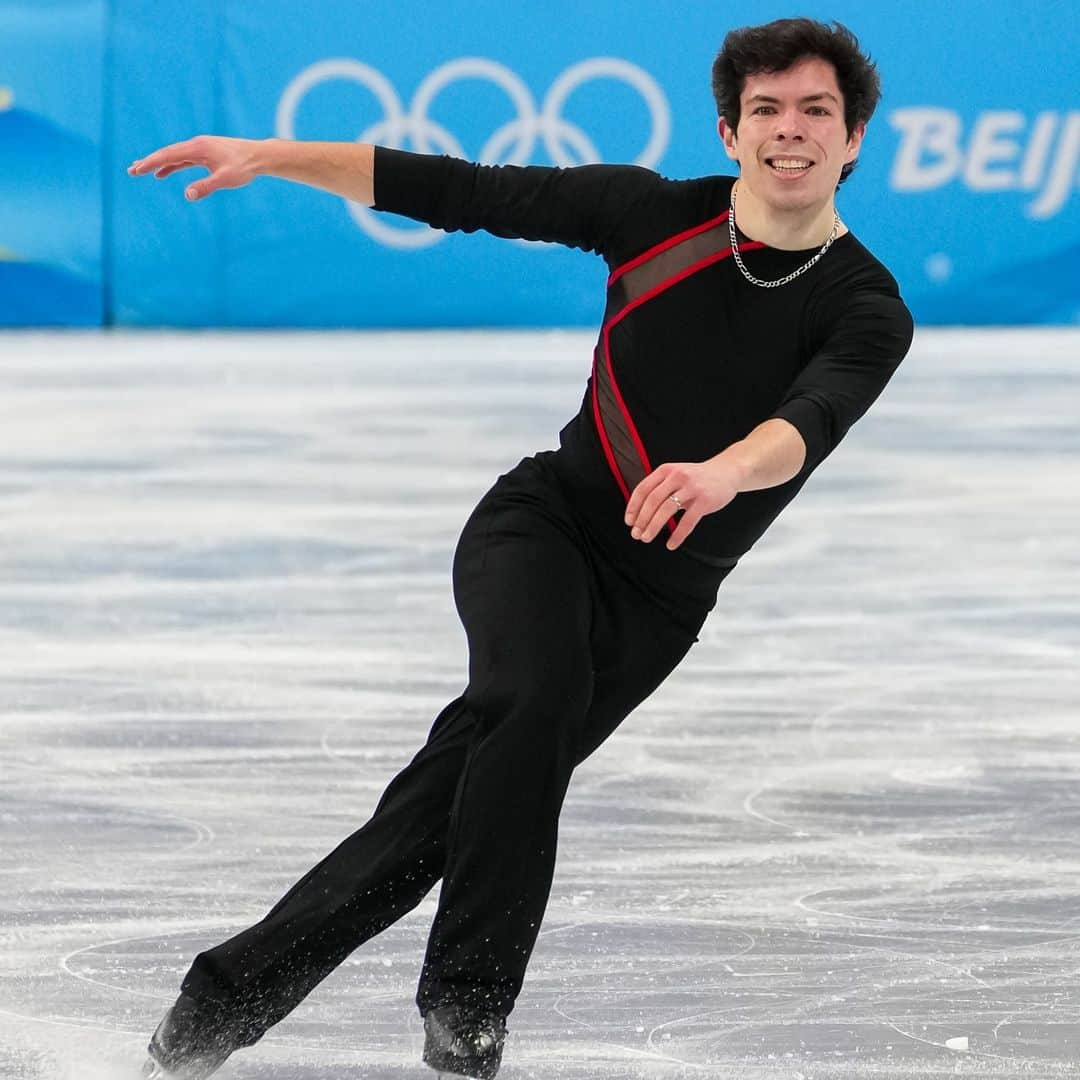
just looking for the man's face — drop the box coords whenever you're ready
[719,56,864,214]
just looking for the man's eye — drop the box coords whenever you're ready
[752,105,830,116]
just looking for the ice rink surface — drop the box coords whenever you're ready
[2,327,1079,1079]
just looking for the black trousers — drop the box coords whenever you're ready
[179,452,730,1042]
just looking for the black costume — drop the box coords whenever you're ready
[177,149,914,1040]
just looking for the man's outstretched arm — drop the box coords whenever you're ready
[129,136,662,257]
[129,136,376,205]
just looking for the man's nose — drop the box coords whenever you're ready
[773,110,808,139]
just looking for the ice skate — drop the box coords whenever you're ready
[142,994,235,1080]
[422,1003,507,1079]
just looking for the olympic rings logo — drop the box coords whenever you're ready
[275,57,671,249]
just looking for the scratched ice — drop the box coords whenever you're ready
[1,328,1079,1079]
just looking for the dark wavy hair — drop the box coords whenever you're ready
[711,18,881,185]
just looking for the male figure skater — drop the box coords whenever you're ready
[129,17,913,1080]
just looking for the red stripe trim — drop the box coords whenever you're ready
[595,239,766,510]
[608,240,766,331]
[591,356,630,500]
[608,210,730,286]
[602,320,653,479]
[596,342,680,539]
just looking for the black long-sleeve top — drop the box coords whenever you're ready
[372,147,914,570]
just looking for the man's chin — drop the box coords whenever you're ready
[744,172,815,203]
[761,190,820,215]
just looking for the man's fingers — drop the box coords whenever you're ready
[129,155,190,177]
[129,140,248,202]
[185,177,218,201]
[129,137,209,176]
[624,461,716,549]
[624,477,658,525]
[625,466,678,526]
[626,486,667,537]
[152,161,197,179]
[129,144,189,175]
[665,507,704,550]
[633,482,688,541]
[632,492,683,543]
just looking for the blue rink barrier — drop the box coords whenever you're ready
[3,1,1079,327]
[0,0,105,326]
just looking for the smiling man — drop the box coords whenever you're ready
[129,17,913,1080]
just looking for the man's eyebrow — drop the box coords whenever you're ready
[746,92,841,106]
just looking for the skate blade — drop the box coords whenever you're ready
[425,1054,488,1079]
[426,1058,491,1079]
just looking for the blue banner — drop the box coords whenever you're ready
[0,0,104,326]
[108,0,222,326]
[5,1,1080,327]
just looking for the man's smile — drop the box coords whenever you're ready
[765,157,815,175]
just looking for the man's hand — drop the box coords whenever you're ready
[624,458,743,551]
[128,135,262,201]
[625,420,808,551]
[128,138,376,205]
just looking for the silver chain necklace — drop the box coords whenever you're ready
[729,185,841,288]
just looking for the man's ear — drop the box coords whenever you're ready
[845,120,866,164]
[718,117,739,162]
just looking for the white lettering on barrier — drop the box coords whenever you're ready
[890,108,961,191]
[964,111,1025,191]
[889,108,1080,219]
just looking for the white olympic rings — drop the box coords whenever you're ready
[275,56,671,249]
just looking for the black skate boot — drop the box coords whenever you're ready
[141,994,235,1080]
[422,1002,507,1079]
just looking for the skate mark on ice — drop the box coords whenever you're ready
[793,882,1080,937]
[57,924,232,1000]
[549,922,761,1070]
[147,811,216,855]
